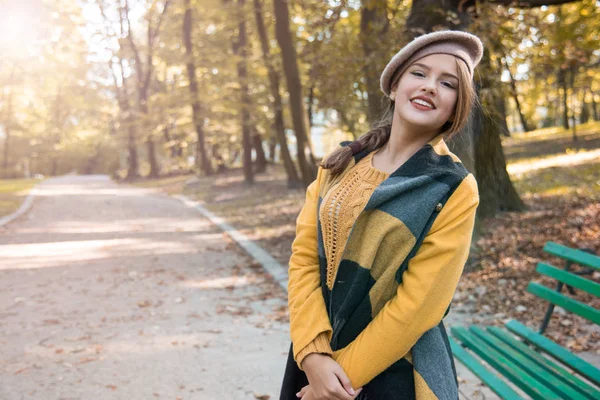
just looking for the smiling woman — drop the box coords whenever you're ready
[282,30,484,400]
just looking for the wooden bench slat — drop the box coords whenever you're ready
[449,337,523,400]
[488,326,600,400]
[537,262,600,297]
[451,326,563,399]
[505,319,600,386]
[469,326,588,399]
[527,282,600,324]
[544,242,600,271]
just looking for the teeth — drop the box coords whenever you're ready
[412,99,434,108]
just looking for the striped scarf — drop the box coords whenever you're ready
[316,139,467,399]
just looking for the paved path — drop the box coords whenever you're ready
[0,176,290,400]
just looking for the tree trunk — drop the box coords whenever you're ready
[123,0,171,180]
[235,0,253,184]
[473,102,526,218]
[252,129,267,173]
[268,135,277,163]
[477,52,527,216]
[569,66,577,143]
[506,62,530,132]
[494,57,511,136]
[496,91,511,136]
[184,0,214,176]
[360,0,388,124]
[307,84,315,128]
[580,89,590,124]
[253,0,301,186]
[146,138,159,178]
[407,0,524,219]
[273,0,317,187]
[106,3,139,180]
[211,144,226,173]
[126,127,139,180]
[558,69,570,130]
[140,95,160,178]
[591,91,599,121]
[406,0,473,32]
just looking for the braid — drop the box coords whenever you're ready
[320,103,393,179]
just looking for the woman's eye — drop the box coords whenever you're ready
[442,81,456,89]
[410,71,425,77]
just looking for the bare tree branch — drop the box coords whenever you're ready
[123,0,144,87]
[142,0,171,97]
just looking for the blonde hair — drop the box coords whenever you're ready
[321,58,477,178]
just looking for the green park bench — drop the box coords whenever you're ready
[449,241,600,399]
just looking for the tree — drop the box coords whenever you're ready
[359,0,389,124]
[232,0,254,184]
[97,0,140,180]
[273,0,317,187]
[252,0,301,187]
[124,0,172,178]
[183,0,214,176]
[399,0,591,218]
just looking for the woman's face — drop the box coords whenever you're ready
[390,53,459,135]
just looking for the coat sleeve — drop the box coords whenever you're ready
[331,174,479,388]
[288,166,334,368]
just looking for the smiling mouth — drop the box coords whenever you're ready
[411,98,435,109]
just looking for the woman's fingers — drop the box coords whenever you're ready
[352,388,363,399]
[333,365,356,396]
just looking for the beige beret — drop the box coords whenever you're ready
[380,30,484,97]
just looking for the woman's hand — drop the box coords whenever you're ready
[297,384,363,400]
[298,353,362,400]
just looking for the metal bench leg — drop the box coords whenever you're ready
[539,247,597,334]
[539,261,571,334]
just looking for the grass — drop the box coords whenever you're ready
[0,179,40,217]
[504,123,600,199]
[502,121,600,162]
[129,175,193,195]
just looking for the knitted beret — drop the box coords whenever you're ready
[380,30,484,97]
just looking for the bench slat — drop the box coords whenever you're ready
[469,326,588,399]
[505,319,600,386]
[449,337,522,400]
[527,282,600,325]
[544,242,600,271]
[451,326,563,399]
[537,262,600,297]
[488,326,600,400]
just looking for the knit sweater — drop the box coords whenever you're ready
[286,135,479,398]
[296,151,389,366]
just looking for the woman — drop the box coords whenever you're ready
[281,30,484,400]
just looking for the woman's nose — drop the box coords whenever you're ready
[421,81,436,95]
[421,82,436,95]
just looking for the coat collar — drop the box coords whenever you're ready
[353,134,450,177]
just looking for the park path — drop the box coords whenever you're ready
[0,175,290,400]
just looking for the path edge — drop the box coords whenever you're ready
[0,186,39,228]
[174,194,289,292]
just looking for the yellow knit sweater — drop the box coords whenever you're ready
[289,140,479,389]
[296,151,389,365]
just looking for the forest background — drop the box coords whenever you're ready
[1,0,599,350]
